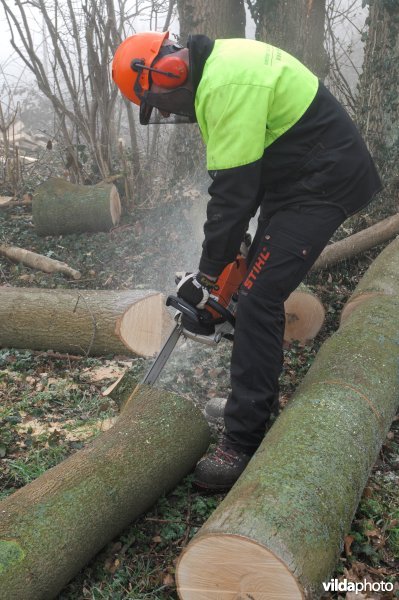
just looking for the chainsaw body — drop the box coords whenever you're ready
[142,255,247,384]
[168,254,247,345]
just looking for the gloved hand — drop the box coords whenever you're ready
[176,271,216,309]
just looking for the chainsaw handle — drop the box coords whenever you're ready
[166,295,235,328]
[206,297,235,327]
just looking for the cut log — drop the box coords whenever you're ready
[0,287,172,357]
[0,385,210,600]
[176,239,399,599]
[340,236,399,323]
[312,213,399,271]
[0,196,14,207]
[33,177,121,235]
[283,285,325,344]
[0,244,81,279]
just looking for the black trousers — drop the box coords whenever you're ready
[224,201,347,454]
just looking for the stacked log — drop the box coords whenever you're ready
[33,178,121,235]
[0,385,210,600]
[0,287,172,357]
[176,238,399,599]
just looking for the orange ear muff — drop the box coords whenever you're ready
[151,55,188,88]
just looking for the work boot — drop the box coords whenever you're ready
[193,439,253,492]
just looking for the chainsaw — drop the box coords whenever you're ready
[141,251,248,385]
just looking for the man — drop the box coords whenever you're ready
[112,32,382,491]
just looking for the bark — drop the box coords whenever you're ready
[0,287,172,357]
[312,213,399,271]
[0,385,210,600]
[356,0,399,205]
[0,245,81,279]
[251,0,328,77]
[177,0,246,42]
[176,238,399,599]
[33,177,121,236]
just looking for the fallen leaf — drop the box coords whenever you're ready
[344,534,354,556]
[162,573,174,587]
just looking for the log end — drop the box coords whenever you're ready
[176,534,303,599]
[110,185,122,226]
[284,290,325,344]
[118,293,172,357]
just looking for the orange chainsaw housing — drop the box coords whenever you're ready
[206,255,247,319]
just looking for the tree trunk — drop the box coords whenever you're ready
[168,0,246,182]
[311,213,399,271]
[33,177,121,236]
[0,245,81,279]
[0,385,210,600]
[253,0,328,77]
[356,0,399,207]
[0,287,172,357]
[177,0,246,42]
[176,239,399,599]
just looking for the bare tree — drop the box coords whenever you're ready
[325,0,366,114]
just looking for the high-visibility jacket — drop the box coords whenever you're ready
[187,36,381,277]
[195,38,318,171]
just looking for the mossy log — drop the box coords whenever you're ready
[176,239,399,599]
[0,287,172,357]
[33,177,121,235]
[0,385,210,600]
[340,236,399,323]
[0,244,81,279]
[312,214,399,271]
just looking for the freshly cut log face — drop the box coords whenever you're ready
[0,287,171,357]
[284,287,325,344]
[33,177,121,235]
[177,535,302,599]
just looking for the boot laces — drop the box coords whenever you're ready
[213,445,240,466]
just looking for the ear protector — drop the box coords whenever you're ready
[131,44,188,91]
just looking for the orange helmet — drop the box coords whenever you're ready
[112,31,169,105]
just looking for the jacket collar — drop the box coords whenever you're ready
[187,34,215,95]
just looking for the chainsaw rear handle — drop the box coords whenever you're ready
[166,295,235,327]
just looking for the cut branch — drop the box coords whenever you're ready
[0,245,81,279]
[312,213,399,271]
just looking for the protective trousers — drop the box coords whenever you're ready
[224,201,347,454]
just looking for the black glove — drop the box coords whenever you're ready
[176,271,216,309]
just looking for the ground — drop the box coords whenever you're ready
[0,194,398,599]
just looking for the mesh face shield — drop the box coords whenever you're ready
[140,87,196,125]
